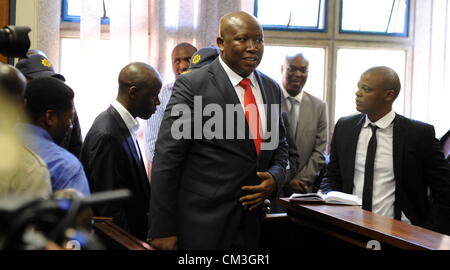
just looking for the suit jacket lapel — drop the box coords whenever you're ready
[208,60,256,157]
[108,106,150,195]
[296,92,311,142]
[208,60,241,107]
[393,114,405,188]
[344,114,365,193]
[254,71,272,162]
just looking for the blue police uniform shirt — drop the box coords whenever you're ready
[17,123,91,196]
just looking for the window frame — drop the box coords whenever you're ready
[61,0,110,24]
[254,0,329,33]
[338,0,410,37]
[258,0,415,144]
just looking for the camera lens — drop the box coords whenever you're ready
[0,26,31,58]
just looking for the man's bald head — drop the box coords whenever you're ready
[118,62,160,91]
[285,53,309,65]
[356,66,402,121]
[171,42,197,77]
[117,62,162,119]
[217,11,264,77]
[218,11,261,37]
[363,66,401,99]
[0,64,27,103]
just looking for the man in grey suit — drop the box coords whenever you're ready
[281,53,328,194]
[147,11,288,250]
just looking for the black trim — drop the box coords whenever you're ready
[8,0,17,65]
[9,0,16,25]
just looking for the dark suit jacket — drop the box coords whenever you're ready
[81,106,150,240]
[321,113,450,234]
[270,112,300,213]
[148,59,288,249]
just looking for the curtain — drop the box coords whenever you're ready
[149,0,245,83]
[57,0,251,137]
[412,0,450,137]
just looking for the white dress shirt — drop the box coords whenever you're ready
[112,100,142,160]
[353,110,410,223]
[218,56,267,137]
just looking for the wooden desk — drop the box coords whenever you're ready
[278,198,450,250]
[93,218,153,250]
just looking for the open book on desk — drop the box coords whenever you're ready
[288,191,361,206]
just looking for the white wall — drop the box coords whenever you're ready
[15,0,61,71]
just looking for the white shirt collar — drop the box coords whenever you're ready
[218,56,257,88]
[364,110,396,129]
[111,100,140,136]
[281,85,304,104]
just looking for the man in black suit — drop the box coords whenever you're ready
[147,11,288,250]
[321,66,450,235]
[81,63,162,240]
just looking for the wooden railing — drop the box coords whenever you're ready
[92,217,153,250]
[278,198,450,250]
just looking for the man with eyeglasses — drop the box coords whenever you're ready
[281,53,328,196]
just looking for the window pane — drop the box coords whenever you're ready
[60,38,120,138]
[258,46,326,100]
[67,0,81,16]
[341,0,408,35]
[335,48,406,123]
[63,0,111,22]
[256,0,326,30]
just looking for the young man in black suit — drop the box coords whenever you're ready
[81,63,162,240]
[147,11,288,249]
[321,66,450,235]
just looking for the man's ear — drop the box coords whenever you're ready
[217,37,224,51]
[385,89,395,102]
[43,110,56,127]
[129,86,137,98]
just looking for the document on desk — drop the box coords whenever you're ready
[288,191,362,206]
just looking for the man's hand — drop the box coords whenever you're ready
[148,236,177,250]
[287,178,310,194]
[240,172,276,211]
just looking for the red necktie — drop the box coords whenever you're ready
[239,78,262,155]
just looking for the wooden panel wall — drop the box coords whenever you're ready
[0,0,10,63]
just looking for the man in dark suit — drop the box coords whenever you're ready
[147,11,288,250]
[81,63,162,240]
[321,66,450,235]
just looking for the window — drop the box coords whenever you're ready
[255,0,327,31]
[334,48,407,123]
[60,38,119,138]
[258,46,326,100]
[62,0,110,24]
[254,0,418,141]
[340,0,409,36]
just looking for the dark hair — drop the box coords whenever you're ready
[24,77,74,121]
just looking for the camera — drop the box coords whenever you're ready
[0,25,31,58]
[0,189,131,250]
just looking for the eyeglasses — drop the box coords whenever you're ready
[285,66,309,74]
